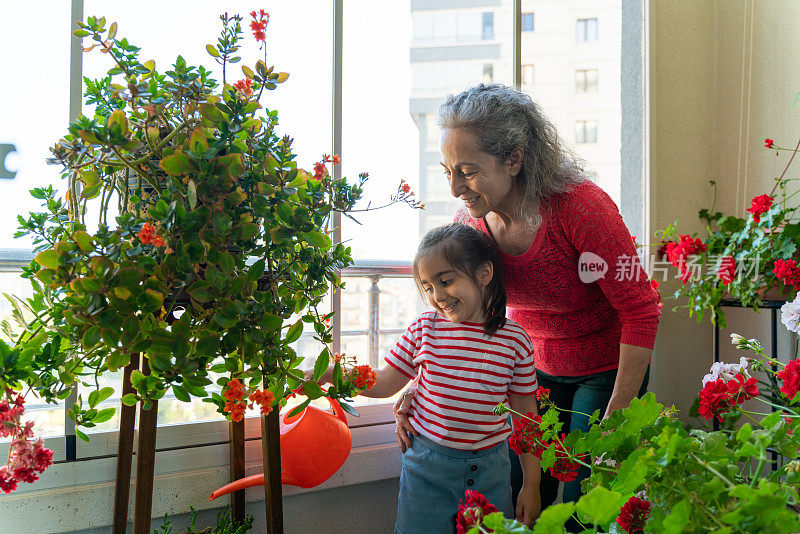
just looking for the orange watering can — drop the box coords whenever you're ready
[209,397,352,499]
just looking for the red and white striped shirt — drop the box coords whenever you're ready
[385,311,538,450]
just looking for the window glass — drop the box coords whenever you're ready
[80,0,333,428]
[522,13,534,32]
[523,2,619,202]
[0,2,73,438]
[482,12,494,40]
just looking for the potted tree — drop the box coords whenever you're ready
[2,9,421,532]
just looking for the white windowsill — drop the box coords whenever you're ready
[0,405,399,533]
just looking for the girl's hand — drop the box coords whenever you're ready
[515,483,541,528]
[303,366,333,385]
[393,380,419,452]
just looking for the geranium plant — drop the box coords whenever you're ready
[457,317,800,533]
[0,9,420,452]
[655,137,800,327]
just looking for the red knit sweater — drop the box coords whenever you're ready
[457,180,660,377]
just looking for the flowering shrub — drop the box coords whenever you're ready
[655,137,800,326]
[0,9,421,456]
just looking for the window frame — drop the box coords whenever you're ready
[574,119,599,144]
[575,68,598,93]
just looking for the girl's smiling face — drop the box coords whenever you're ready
[440,127,523,219]
[416,253,493,324]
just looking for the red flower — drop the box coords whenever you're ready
[616,495,651,533]
[151,235,165,248]
[726,373,759,404]
[773,259,800,290]
[765,138,774,148]
[351,364,377,390]
[222,378,245,402]
[746,194,774,223]
[665,234,707,284]
[698,379,737,422]
[234,78,254,97]
[549,435,582,482]
[313,161,327,180]
[250,10,269,42]
[0,467,17,494]
[401,183,411,193]
[651,279,663,309]
[784,415,794,436]
[778,360,800,402]
[509,413,546,458]
[138,222,155,245]
[717,256,736,285]
[456,490,498,534]
[248,389,275,415]
[535,387,550,402]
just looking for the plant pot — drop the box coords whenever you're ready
[757,285,793,302]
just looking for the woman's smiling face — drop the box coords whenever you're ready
[440,127,521,218]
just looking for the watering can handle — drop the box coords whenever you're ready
[325,396,349,425]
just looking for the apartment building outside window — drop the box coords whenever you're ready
[574,120,598,143]
[576,17,598,42]
[522,12,534,32]
[482,12,494,40]
[575,68,598,93]
[522,64,534,88]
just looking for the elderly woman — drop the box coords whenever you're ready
[394,84,660,525]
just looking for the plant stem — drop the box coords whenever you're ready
[690,453,736,489]
[770,135,800,196]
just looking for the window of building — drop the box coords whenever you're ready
[522,64,534,88]
[482,12,494,40]
[483,63,494,83]
[575,68,598,93]
[576,18,598,42]
[522,12,534,32]
[574,120,598,143]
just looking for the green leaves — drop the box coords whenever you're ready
[159,153,194,176]
[576,486,625,526]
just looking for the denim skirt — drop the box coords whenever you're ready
[395,434,513,534]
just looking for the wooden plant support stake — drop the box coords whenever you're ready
[133,357,159,534]
[229,418,246,521]
[112,353,140,534]
[261,408,283,534]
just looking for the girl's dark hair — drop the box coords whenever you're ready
[412,223,506,336]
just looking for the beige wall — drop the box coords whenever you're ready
[651,0,800,416]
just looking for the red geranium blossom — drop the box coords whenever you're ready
[665,234,707,284]
[456,490,498,534]
[765,138,774,148]
[509,413,545,458]
[727,373,759,404]
[651,279,663,309]
[535,387,550,402]
[746,194,774,223]
[773,259,800,290]
[549,435,583,482]
[698,379,737,422]
[717,255,736,285]
[616,495,651,533]
[778,360,800,402]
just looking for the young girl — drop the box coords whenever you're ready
[318,223,541,533]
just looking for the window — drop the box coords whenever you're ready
[575,69,598,93]
[482,12,494,40]
[483,63,494,83]
[574,120,598,144]
[522,13,534,32]
[576,18,598,42]
[522,64,534,88]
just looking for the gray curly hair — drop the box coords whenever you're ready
[438,83,585,228]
